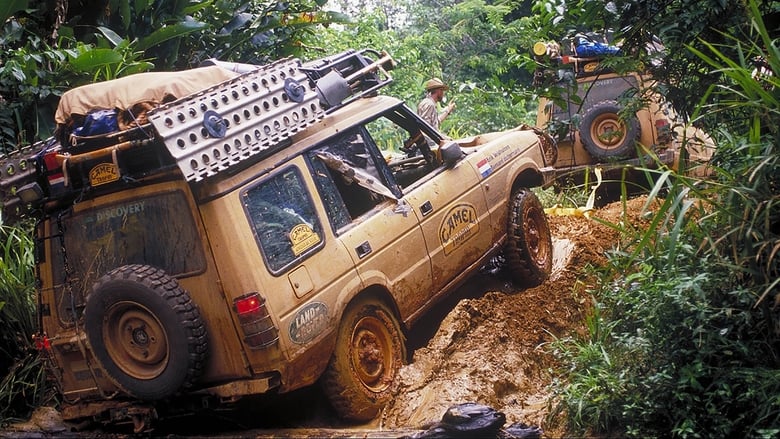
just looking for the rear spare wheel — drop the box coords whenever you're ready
[84,264,207,400]
[579,100,640,160]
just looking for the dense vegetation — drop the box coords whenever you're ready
[1,0,778,436]
[544,1,780,437]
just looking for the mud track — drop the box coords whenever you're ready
[3,196,656,438]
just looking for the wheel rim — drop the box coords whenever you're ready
[524,206,551,269]
[102,301,169,380]
[349,315,395,392]
[590,113,626,150]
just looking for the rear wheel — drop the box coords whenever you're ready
[505,189,552,287]
[84,264,208,400]
[321,297,405,422]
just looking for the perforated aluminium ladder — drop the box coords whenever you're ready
[148,49,394,182]
[147,57,321,182]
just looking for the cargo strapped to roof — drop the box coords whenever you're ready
[0,48,394,223]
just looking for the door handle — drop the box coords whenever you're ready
[420,201,433,216]
[356,241,372,259]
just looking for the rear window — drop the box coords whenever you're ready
[51,190,206,324]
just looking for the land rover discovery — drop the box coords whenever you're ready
[0,48,557,431]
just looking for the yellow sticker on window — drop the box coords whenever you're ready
[290,223,321,256]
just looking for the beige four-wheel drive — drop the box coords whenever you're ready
[532,36,715,187]
[1,48,557,432]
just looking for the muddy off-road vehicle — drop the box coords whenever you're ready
[532,35,714,187]
[0,49,558,431]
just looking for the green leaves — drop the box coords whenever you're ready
[69,48,124,73]
[549,4,780,428]
[548,27,779,438]
[137,20,209,51]
[0,224,43,424]
[0,0,28,27]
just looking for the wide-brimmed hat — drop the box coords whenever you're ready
[425,77,449,91]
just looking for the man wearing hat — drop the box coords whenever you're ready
[417,77,456,130]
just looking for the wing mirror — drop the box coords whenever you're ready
[439,141,465,168]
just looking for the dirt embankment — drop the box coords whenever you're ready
[381,195,656,435]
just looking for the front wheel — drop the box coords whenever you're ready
[321,297,406,422]
[505,188,552,287]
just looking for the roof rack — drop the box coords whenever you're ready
[0,48,394,224]
[148,48,394,182]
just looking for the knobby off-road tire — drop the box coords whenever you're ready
[321,297,406,422]
[505,188,552,287]
[84,264,208,400]
[579,100,640,161]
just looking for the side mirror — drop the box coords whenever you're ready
[439,141,464,168]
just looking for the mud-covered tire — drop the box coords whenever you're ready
[321,297,406,422]
[580,100,640,161]
[84,264,208,400]
[505,188,552,287]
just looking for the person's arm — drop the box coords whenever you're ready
[439,101,456,123]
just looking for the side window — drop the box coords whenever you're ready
[243,167,323,273]
[308,129,396,231]
[364,113,440,190]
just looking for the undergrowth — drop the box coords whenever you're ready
[547,3,779,436]
[0,223,47,426]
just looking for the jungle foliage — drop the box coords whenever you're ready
[0,0,349,149]
[0,223,44,424]
[546,1,780,436]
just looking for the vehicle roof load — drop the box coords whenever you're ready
[0,48,395,223]
[148,48,394,182]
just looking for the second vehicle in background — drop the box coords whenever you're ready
[532,34,714,194]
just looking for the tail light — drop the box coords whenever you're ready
[42,150,66,195]
[33,333,51,351]
[233,292,279,349]
[655,118,673,144]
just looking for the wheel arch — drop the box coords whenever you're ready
[330,283,408,356]
[510,167,546,192]
[341,285,405,333]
